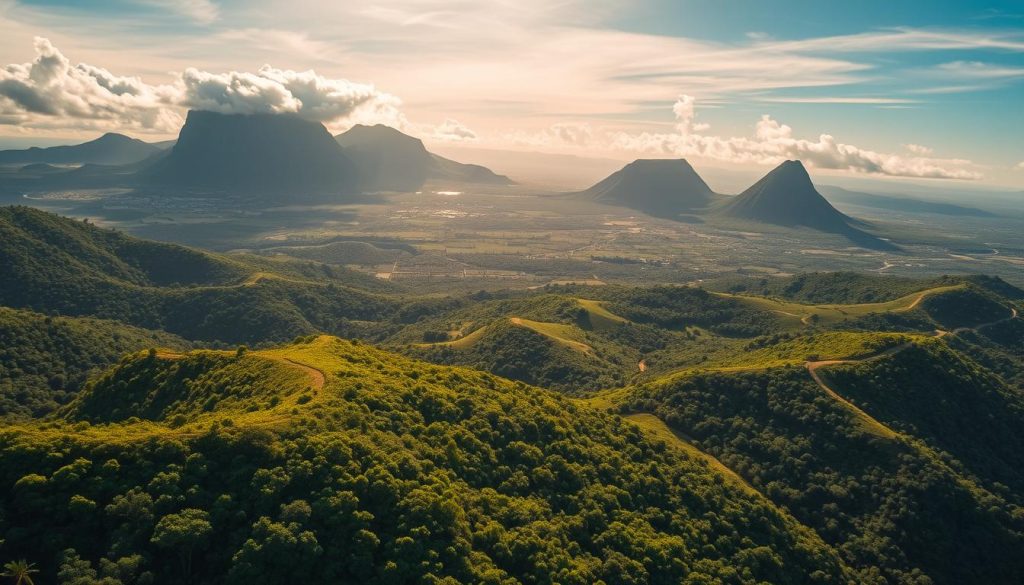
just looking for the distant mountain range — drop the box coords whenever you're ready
[575,159,719,219]
[143,110,358,195]
[0,113,511,197]
[580,158,895,249]
[819,185,996,217]
[336,124,512,191]
[0,133,161,166]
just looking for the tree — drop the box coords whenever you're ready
[151,509,212,582]
[1,560,38,585]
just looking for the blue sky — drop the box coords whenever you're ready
[0,0,1021,187]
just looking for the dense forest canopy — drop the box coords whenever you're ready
[1,207,1023,584]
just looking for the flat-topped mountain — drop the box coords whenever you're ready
[144,110,357,196]
[0,132,161,166]
[576,158,718,219]
[335,124,512,191]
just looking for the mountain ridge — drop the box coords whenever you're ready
[0,132,161,166]
[335,123,512,191]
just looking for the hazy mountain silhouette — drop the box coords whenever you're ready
[0,133,161,166]
[718,160,895,249]
[144,110,357,196]
[335,124,512,192]
[819,185,995,218]
[575,159,718,219]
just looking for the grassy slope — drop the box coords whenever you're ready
[0,336,851,584]
[601,354,1024,585]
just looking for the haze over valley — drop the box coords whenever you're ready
[0,2,1022,584]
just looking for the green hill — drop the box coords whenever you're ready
[0,206,398,344]
[0,336,850,584]
[408,318,630,392]
[0,307,189,418]
[605,356,1024,584]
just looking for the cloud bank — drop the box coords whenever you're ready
[611,96,982,180]
[0,38,401,133]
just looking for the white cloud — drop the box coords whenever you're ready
[430,118,477,141]
[757,96,919,104]
[935,60,1024,79]
[610,97,982,180]
[0,37,403,133]
[0,37,181,132]
[503,122,593,148]
[180,66,400,122]
[905,144,934,155]
[139,0,219,24]
[1016,161,1024,170]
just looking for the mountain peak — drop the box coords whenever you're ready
[717,160,896,249]
[335,123,511,191]
[143,110,356,196]
[577,158,717,219]
[0,131,159,166]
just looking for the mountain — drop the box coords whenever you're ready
[819,184,996,217]
[717,160,896,249]
[575,158,718,219]
[335,124,512,191]
[144,110,358,196]
[0,132,161,166]
[718,160,855,229]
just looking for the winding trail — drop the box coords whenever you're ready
[804,304,1019,438]
[280,357,326,390]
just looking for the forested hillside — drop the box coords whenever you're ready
[0,337,851,584]
[2,207,1024,585]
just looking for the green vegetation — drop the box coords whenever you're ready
[0,307,189,417]
[0,206,398,344]
[0,337,851,584]
[609,362,1024,584]
[4,207,1024,584]
[707,272,935,304]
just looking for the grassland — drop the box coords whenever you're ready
[712,284,965,330]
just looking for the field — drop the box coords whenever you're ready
[6,183,1024,293]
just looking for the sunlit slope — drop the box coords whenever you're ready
[593,335,1024,584]
[0,206,398,343]
[0,335,852,584]
[713,284,965,329]
[408,318,628,391]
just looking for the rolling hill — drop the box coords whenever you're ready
[335,124,512,191]
[144,110,359,196]
[575,158,719,219]
[0,132,161,166]
[0,335,851,584]
[0,206,397,343]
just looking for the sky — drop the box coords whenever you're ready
[0,0,1022,188]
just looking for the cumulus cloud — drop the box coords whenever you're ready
[503,122,593,148]
[0,38,402,133]
[430,118,477,142]
[179,66,400,122]
[609,96,982,180]
[0,37,182,132]
[904,143,934,155]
